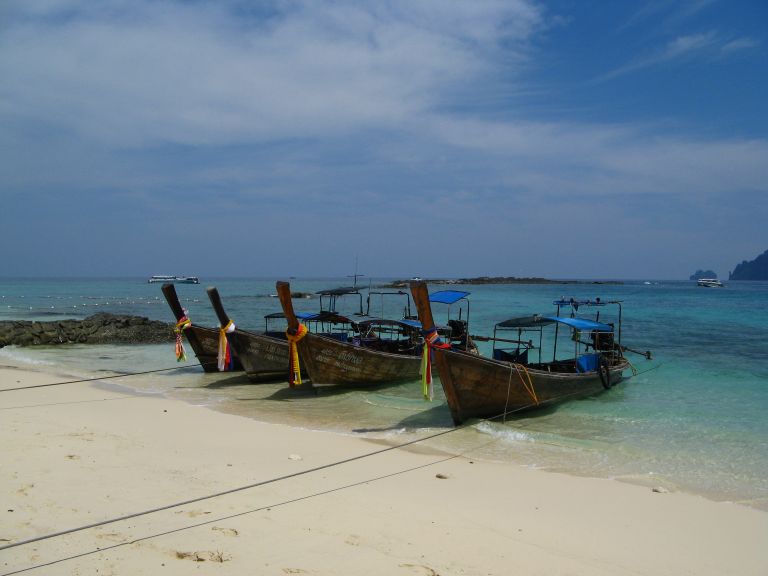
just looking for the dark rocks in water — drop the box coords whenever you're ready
[383,276,623,288]
[690,269,717,280]
[291,292,314,298]
[729,249,768,281]
[0,313,174,348]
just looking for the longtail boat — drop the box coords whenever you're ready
[206,286,292,382]
[161,283,242,373]
[410,281,650,425]
[276,280,424,387]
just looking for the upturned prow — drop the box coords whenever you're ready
[161,283,186,320]
[276,281,299,334]
[409,280,435,332]
[206,286,231,327]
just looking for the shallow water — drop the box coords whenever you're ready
[1,277,767,509]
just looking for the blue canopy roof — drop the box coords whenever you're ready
[296,312,320,320]
[542,316,613,332]
[429,290,470,305]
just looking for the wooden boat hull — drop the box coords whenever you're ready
[181,325,244,373]
[228,330,291,382]
[297,332,422,387]
[434,348,629,424]
[161,282,242,373]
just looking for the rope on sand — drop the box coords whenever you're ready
[0,359,664,573]
[0,362,217,393]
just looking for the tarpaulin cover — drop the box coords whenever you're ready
[542,316,613,332]
[429,290,470,305]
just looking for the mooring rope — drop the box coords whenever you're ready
[0,356,664,572]
[503,362,539,423]
[0,422,475,555]
[1,362,663,555]
[0,361,217,393]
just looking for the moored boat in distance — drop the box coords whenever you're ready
[697,278,724,287]
[410,281,651,425]
[149,275,200,284]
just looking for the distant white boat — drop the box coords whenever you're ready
[148,275,200,284]
[697,278,724,288]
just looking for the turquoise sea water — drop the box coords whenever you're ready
[1,277,767,509]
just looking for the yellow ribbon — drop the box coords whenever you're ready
[421,342,433,400]
[174,316,191,362]
[217,319,236,371]
[286,323,308,386]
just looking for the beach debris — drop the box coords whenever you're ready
[181,509,212,518]
[345,534,361,546]
[174,550,230,563]
[175,551,204,562]
[288,454,303,461]
[435,473,449,480]
[96,531,127,542]
[652,486,670,494]
[16,484,34,495]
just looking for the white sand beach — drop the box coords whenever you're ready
[2,363,767,576]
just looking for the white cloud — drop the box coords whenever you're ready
[661,32,719,60]
[597,32,724,80]
[621,0,718,31]
[1,0,765,279]
[720,37,760,54]
[0,0,542,146]
[424,115,768,199]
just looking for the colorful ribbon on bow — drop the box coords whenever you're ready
[420,327,451,400]
[286,323,308,387]
[217,319,236,371]
[174,315,191,362]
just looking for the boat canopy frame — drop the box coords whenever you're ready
[316,286,364,316]
[364,289,413,320]
[492,297,624,366]
[427,290,473,351]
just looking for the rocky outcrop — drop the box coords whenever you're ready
[384,276,623,288]
[0,313,175,348]
[690,269,717,280]
[730,249,768,280]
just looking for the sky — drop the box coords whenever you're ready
[1,0,766,280]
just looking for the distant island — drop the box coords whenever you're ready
[384,276,623,287]
[689,269,718,280]
[729,249,768,280]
